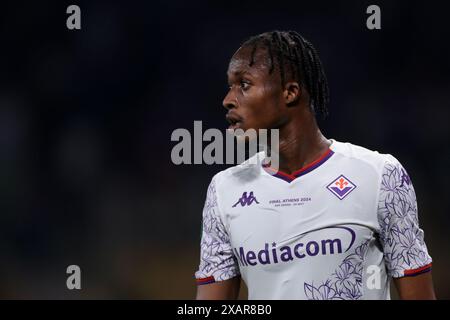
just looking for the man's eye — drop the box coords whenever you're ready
[240,81,251,90]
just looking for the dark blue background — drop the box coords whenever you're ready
[0,0,449,298]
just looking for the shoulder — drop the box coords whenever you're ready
[210,151,264,188]
[330,139,404,175]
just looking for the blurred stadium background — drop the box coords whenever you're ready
[1,0,449,299]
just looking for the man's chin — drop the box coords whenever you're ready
[227,127,257,144]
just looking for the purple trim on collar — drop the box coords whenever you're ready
[262,149,335,183]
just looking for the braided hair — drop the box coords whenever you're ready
[241,30,329,118]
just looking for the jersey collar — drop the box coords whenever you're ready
[262,147,335,183]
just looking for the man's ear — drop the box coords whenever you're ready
[283,82,301,106]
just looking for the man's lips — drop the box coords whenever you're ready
[228,122,241,130]
[225,113,243,130]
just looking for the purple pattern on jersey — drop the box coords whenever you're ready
[195,178,240,282]
[304,239,370,300]
[377,160,432,277]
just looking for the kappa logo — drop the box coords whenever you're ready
[327,175,357,200]
[232,191,260,207]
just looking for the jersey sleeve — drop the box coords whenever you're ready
[194,176,240,285]
[377,157,432,278]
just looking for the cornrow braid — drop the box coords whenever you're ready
[241,30,330,118]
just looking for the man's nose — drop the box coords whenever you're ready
[222,89,237,110]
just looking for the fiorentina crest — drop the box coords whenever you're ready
[326,175,356,200]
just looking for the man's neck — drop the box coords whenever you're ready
[274,115,330,175]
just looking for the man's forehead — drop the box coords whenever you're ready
[227,47,270,78]
[227,57,252,76]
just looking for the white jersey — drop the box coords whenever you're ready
[195,139,432,300]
